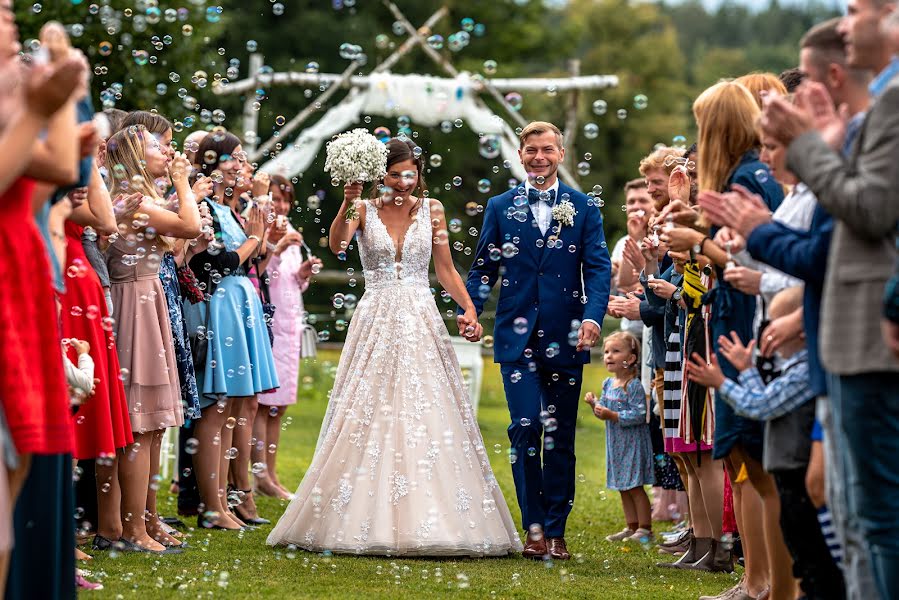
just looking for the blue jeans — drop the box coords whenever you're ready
[834,372,899,600]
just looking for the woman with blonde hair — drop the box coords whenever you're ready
[734,72,788,109]
[661,80,788,600]
[104,124,201,552]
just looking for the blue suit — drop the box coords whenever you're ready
[463,180,611,537]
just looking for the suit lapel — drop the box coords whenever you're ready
[538,181,573,268]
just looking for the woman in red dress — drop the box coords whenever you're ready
[60,165,134,546]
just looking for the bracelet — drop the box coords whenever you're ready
[248,234,262,246]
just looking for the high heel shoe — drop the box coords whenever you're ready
[232,490,271,525]
[197,513,244,531]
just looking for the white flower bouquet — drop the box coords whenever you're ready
[324,128,388,220]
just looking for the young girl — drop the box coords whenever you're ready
[585,331,655,543]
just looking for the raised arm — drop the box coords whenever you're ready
[69,163,116,235]
[329,182,365,256]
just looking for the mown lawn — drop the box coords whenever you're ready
[84,350,737,599]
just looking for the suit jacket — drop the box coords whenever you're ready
[786,75,899,375]
[746,204,834,395]
[464,180,611,366]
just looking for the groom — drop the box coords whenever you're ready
[463,121,611,560]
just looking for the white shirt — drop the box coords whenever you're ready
[524,179,559,236]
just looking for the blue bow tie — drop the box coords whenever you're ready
[528,188,556,204]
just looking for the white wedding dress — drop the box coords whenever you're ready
[266,198,523,557]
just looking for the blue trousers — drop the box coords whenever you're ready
[835,372,899,600]
[500,358,583,538]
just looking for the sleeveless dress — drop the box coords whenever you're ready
[0,177,72,456]
[185,199,279,404]
[267,199,522,557]
[61,222,133,458]
[107,233,184,433]
[260,224,309,407]
[159,252,201,420]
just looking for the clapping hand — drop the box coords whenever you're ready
[685,352,725,389]
[607,292,642,320]
[112,192,143,221]
[652,200,699,229]
[659,225,703,253]
[252,171,271,198]
[245,204,266,242]
[717,331,755,372]
[647,278,677,300]
[698,185,772,238]
[713,227,745,254]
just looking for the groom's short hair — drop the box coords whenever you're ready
[519,121,563,149]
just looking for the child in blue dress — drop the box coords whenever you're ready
[585,331,656,543]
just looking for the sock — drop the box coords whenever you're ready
[817,505,843,565]
[638,524,651,532]
[626,522,638,531]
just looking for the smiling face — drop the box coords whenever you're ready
[603,337,636,373]
[642,168,669,209]
[383,158,419,200]
[625,186,654,220]
[839,0,890,70]
[216,144,245,189]
[271,181,292,216]
[519,130,565,187]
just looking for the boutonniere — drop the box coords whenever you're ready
[552,199,577,228]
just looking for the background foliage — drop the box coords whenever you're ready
[16,0,840,336]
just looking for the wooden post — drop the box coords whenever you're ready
[251,59,361,162]
[563,59,581,181]
[250,6,448,163]
[383,0,582,190]
[242,52,264,155]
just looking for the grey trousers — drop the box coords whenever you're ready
[817,395,877,600]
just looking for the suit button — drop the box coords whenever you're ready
[539,271,544,276]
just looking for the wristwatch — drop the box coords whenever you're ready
[672,287,683,302]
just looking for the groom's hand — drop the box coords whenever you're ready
[576,321,601,352]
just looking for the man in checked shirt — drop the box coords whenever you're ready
[687,286,845,600]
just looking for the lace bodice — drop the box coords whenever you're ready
[358,199,431,290]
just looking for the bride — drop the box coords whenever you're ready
[266,138,522,556]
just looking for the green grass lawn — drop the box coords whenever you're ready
[84,350,738,598]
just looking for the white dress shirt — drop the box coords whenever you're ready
[524,179,559,236]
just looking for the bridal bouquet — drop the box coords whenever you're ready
[324,128,388,221]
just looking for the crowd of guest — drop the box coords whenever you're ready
[0,12,318,597]
[590,3,899,599]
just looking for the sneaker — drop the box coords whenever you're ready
[626,528,653,543]
[604,527,634,542]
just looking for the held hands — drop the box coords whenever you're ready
[685,352,726,389]
[576,320,601,352]
[717,331,755,372]
[456,309,483,343]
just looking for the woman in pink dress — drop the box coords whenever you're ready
[253,175,320,499]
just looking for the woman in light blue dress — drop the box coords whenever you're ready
[185,131,278,529]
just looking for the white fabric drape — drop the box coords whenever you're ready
[260,72,527,182]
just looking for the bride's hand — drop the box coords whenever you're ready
[457,310,483,342]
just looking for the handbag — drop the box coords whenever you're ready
[190,299,211,368]
[177,264,205,305]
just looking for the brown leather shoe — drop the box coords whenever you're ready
[522,536,548,559]
[547,537,571,560]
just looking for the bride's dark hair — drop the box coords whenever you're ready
[370,137,428,215]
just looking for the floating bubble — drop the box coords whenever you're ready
[633,94,648,110]
[426,34,444,50]
[583,123,599,139]
[477,178,491,193]
[617,108,628,120]
[592,99,608,115]
[483,59,497,75]
[504,92,523,111]
[754,168,769,184]
[513,317,528,335]
[478,135,501,159]
[429,154,443,168]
